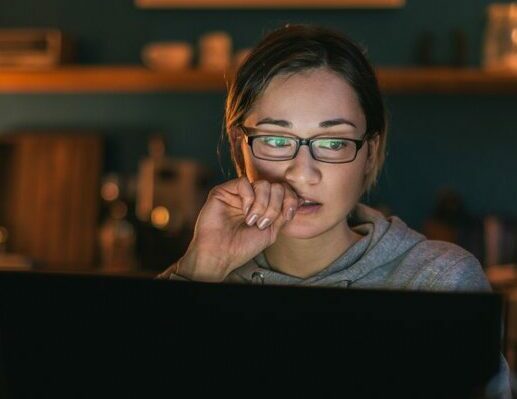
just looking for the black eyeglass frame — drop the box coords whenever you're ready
[240,126,370,164]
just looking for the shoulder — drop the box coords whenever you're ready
[402,239,491,292]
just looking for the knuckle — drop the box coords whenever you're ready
[238,180,255,202]
[252,180,270,190]
[243,194,255,204]
[271,182,285,195]
[238,175,252,189]
[208,185,223,198]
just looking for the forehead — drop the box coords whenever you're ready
[245,67,366,130]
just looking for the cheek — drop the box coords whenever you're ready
[241,142,284,182]
[325,158,368,199]
[329,166,360,192]
[251,159,286,182]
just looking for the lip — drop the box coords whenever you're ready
[297,195,322,205]
[296,203,322,215]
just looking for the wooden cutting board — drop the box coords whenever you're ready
[0,132,103,270]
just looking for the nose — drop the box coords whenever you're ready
[284,145,322,186]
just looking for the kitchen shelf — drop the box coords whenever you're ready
[376,67,517,94]
[135,0,405,9]
[1,66,517,94]
[0,66,226,93]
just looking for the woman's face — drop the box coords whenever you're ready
[240,67,378,239]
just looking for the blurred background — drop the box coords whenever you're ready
[0,1,516,276]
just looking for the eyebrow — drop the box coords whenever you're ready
[320,118,357,129]
[256,118,291,128]
[255,117,356,129]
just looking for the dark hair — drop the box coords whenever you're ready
[225,24,387,194]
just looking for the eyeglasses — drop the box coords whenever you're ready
[240,126,368,164]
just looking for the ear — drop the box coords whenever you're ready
[365,134,380,175]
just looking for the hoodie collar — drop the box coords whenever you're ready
[228,203,426,287]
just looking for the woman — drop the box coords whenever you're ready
[157,24,510,397]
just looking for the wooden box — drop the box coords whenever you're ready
[0,29,74,70]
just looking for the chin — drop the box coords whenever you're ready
[279,211,351,240]
[279,220,329,240]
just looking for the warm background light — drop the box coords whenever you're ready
[151,206,170,229]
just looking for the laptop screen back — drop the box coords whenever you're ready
[0,271,503,398]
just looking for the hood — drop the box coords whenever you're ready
[226,203,426,287]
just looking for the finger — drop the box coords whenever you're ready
[282,184,302,221]
[245,180,270,226]
[269,203,291,241]
[209,176,254,213]
[236,176,255,216]
[256,183,285,230]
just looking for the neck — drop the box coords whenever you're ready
[264,221,362,279]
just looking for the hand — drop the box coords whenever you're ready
[163,176,302,282]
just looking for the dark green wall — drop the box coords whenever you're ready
[1,0,516,229]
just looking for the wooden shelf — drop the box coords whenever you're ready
[0,66,227,93]
[136,0,405,9]
[377,67,517,94]
[1,66,517,94]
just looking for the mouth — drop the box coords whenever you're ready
[299,196,322,206]
[297,198,323,214]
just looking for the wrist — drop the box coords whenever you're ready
[180,248,228,283]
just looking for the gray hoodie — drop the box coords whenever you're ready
[226,203,492,291]
[168,203,512,398]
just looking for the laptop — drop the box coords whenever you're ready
[0,271,503,398]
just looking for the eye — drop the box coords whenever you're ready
[316,139,348,151]
[261,136,292,148]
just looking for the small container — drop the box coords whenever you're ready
[199,31,232,71]
[483,3,517,70]
[142,41,193,71]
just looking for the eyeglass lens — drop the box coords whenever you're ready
[252,136,358,162]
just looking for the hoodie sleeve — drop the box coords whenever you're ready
[484,355,512,399]
[429,254,492,292]
[155,262,190,281]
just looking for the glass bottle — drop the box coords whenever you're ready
[483,3,517,70]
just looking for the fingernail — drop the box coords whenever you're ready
[246,214,258,226]
[298,198,305,206]
[257,218,271,230]
[287,207,295,221]
[244,204,251,216]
